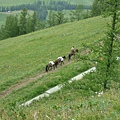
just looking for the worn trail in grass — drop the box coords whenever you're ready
[0,60,73,99]
[0,45,91,99]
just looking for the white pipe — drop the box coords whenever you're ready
[20,67,96,106]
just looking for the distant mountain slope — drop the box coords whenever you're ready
[0,0,93,6]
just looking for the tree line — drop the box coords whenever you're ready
[0,4,92,40]
[0,0,108,40]
[0,8,38,40]
[81,0,120,90]
[0,0,119,92]
[0,1,91,20]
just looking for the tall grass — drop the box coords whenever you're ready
[1,16,118,120]
[0,16,107,92]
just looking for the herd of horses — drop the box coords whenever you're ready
[46,49,78,72]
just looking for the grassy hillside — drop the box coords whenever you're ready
[15,76,120,119]
[0,0,93,27]
[0,16,106,92]
[0,0,93,6]
[0,16,119,119]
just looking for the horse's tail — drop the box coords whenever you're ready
[46,65,48,72]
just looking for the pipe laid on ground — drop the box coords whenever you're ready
[20,67,96,106]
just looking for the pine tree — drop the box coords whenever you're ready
[98,0,120,89]
[91,0,101,16]
[31,11,37,32]
[19,8,28,35]
[0,25,6,40]
[70,5,84,21]
[47,10,57,27]
[26,15,33,33]
[79,0,120,90]
[4,15,19,38]
[55,11,66,25]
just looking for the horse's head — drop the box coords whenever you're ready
[62,56,66,59]
[76,49,78,53]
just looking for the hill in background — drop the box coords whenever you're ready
[0,0,93,6]
[0,11,120,119]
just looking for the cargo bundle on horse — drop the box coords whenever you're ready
[46,61,55,72]
[57,56,66,65]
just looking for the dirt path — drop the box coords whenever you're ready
[0,60,73,99]
[0,49,90,99]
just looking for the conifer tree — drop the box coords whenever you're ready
[55,11,66,25]
[79,0,120,90]
[19,8,28,35]
[97,0,120,89]
[91,0,101,16]
[26,15,33,33]
[31,11,37,32]
[4,15,19,38]
[70,4,84,21]
[47,10,57,27]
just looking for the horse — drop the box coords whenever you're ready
[46,61,55,72]
[68,49,78,61]
[57,56,66,65]
[54,58,60,68]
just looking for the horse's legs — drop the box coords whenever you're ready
[68,54,71,61]
[55,64,57,68]
[49,65,52,71]
[53,65,55,70]
[61,61,64,65]
[56,62,58,68]
[74,53,75,58]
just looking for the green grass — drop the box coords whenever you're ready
[0,16,107,92]
[0,0,35,6]
[1,16,119,120]
[0,0,93,26]
[14,78,120,120]
[1,64,120,119]
[0,0,93,6]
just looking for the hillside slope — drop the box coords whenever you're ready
[0,16,107,93]
[1,16,119,120]
[0,0,93,6]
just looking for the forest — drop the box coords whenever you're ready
[0,1,92,40]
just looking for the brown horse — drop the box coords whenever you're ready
[46,61,55,72]
[54,59,60,68]
[68,49,78,61]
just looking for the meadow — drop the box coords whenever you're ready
[0,16,106,92]
[0,16,120,119]
[0,0,93,27]
[0,0,93,6]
